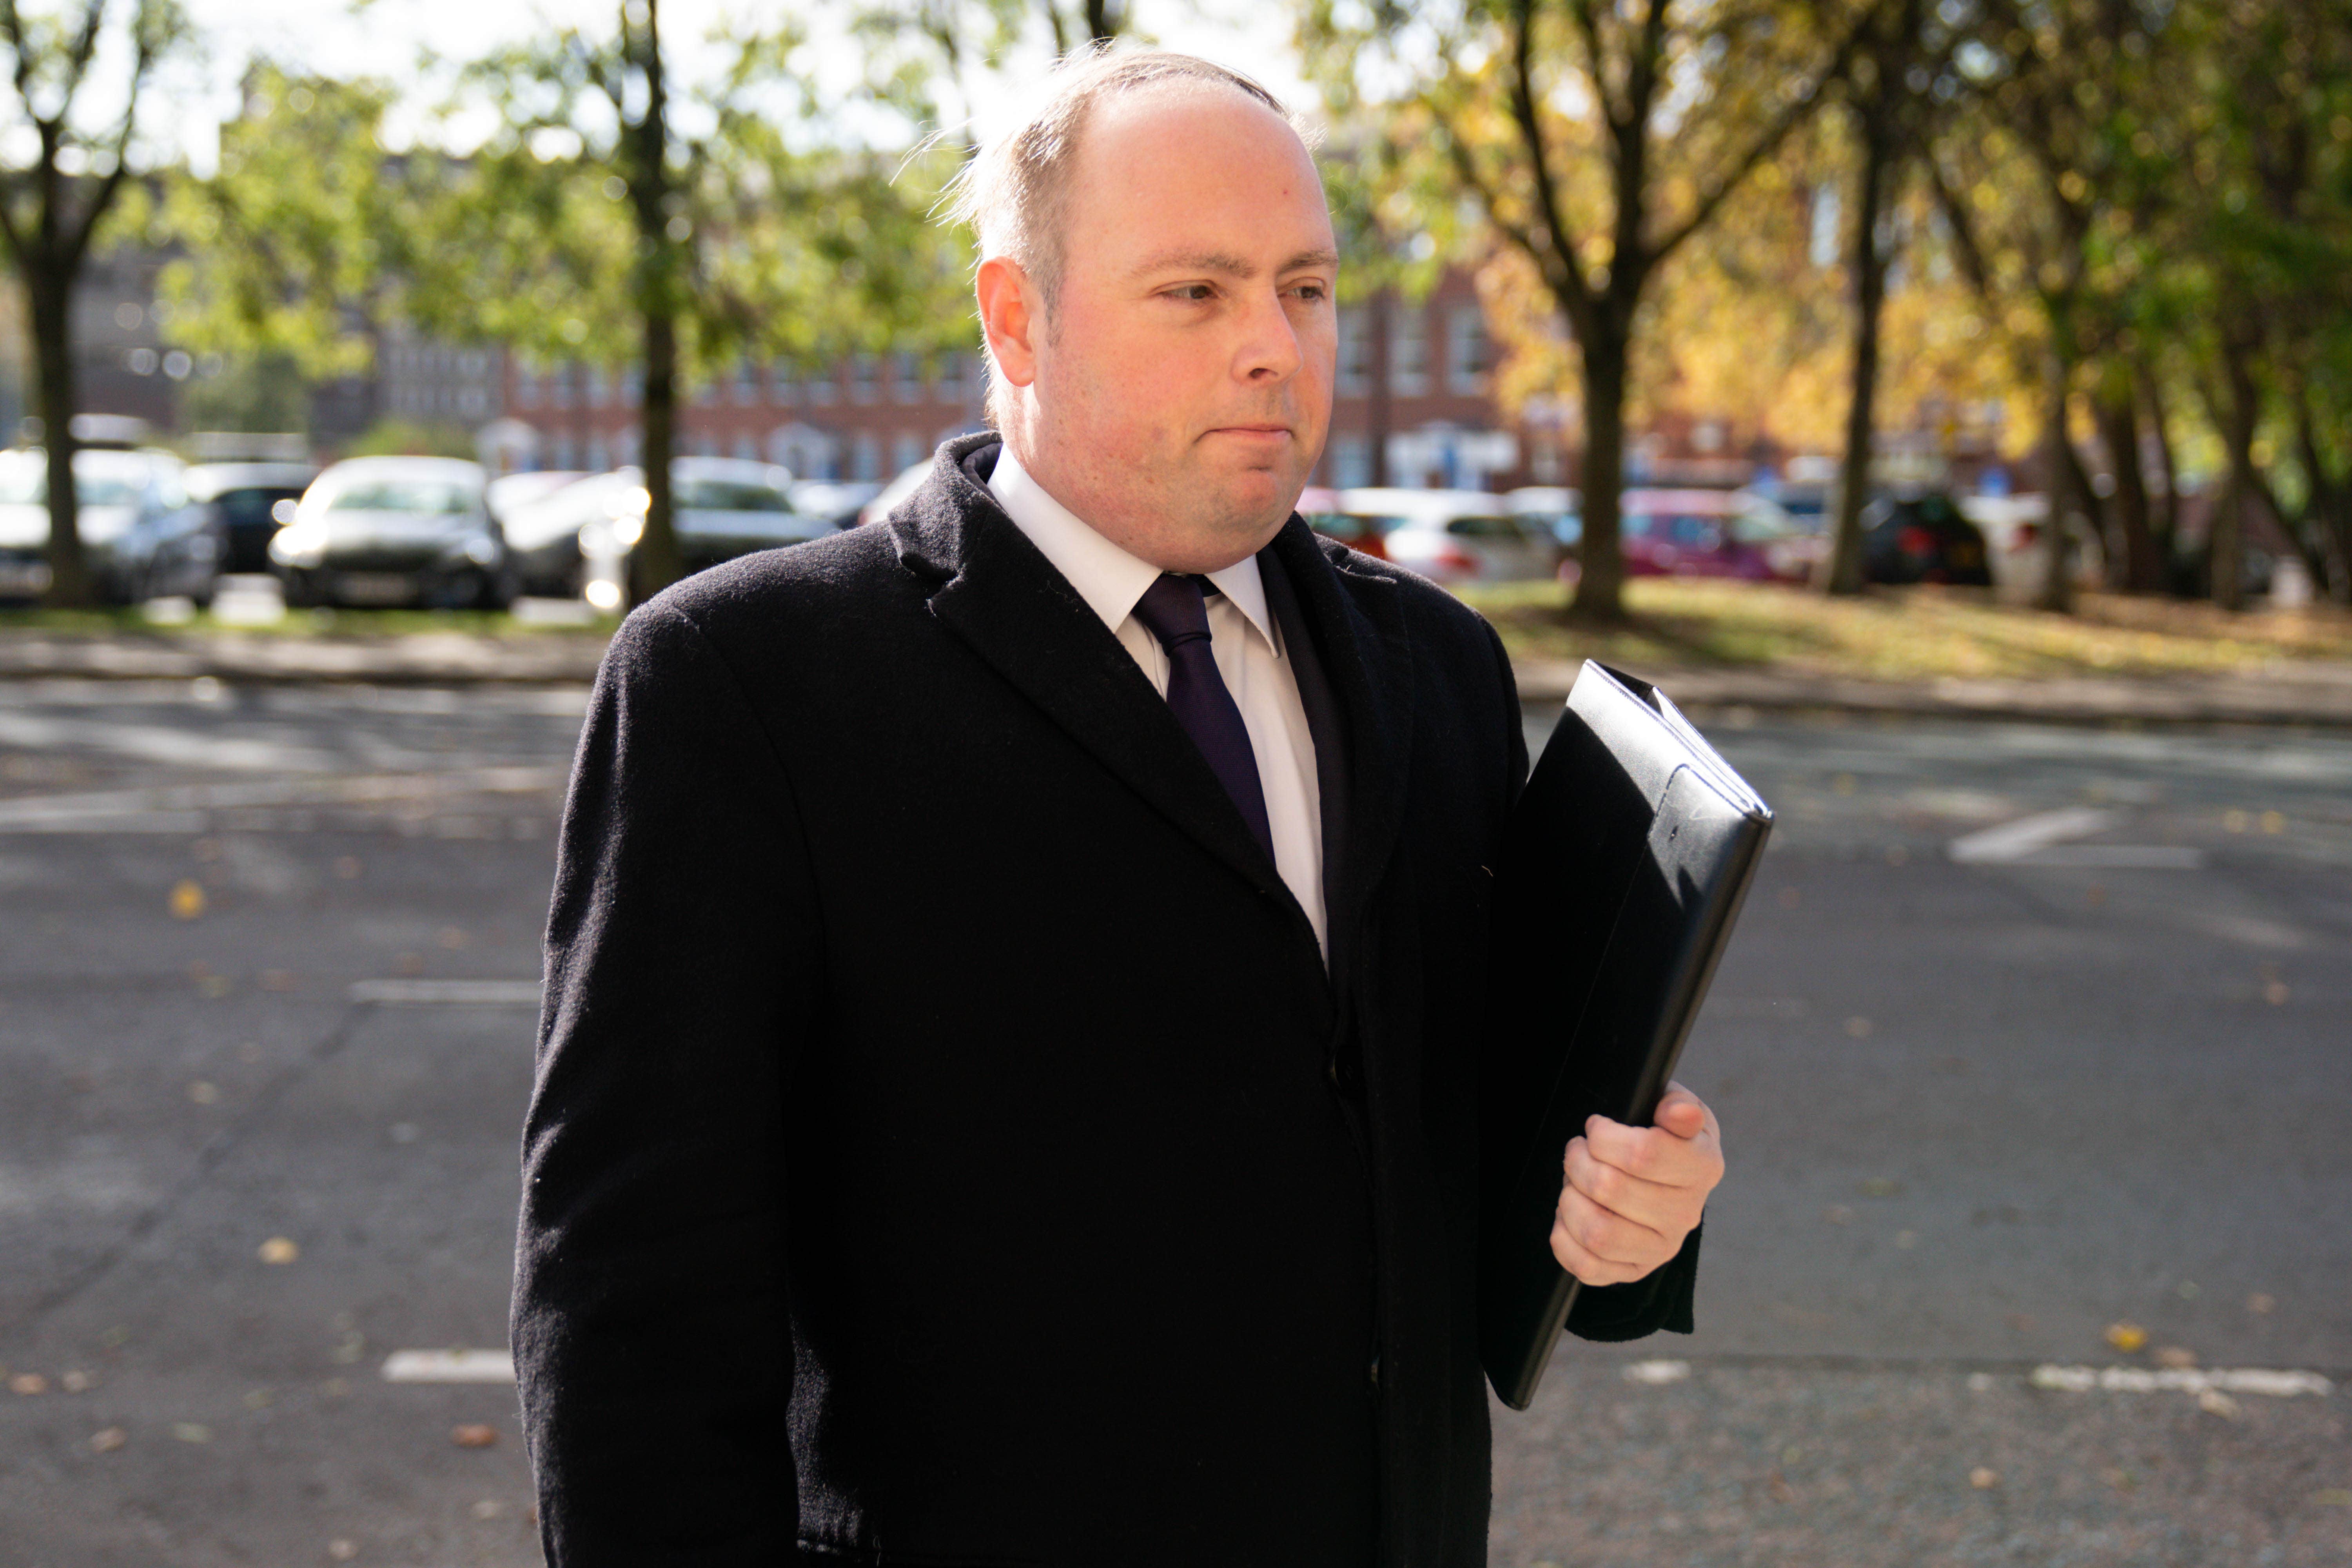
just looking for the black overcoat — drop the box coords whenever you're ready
[514,436,1697,1567]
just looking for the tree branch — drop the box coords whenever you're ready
[1502,0,1595,330]
[1647,0,1884,270]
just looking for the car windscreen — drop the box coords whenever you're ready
[1442,515,1524,539]
[675,479,794,513]
[0,462,146,508]
[324,480,475,515]
[217,488,307,528]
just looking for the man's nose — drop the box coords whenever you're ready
[1232,288,1305,384]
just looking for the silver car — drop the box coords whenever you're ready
[270,456,512,610]
[0,446,197,604]
[1334,487,1562,585]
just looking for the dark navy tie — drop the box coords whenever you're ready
[1131,573,1275,865]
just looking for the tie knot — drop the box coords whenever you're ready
[1131,573,1213,650]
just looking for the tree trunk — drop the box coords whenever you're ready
[2138,363,2183,593]
[1367,288,1391,488]
[1825,98,1893,598]
[2209,341,2261,613]
[29,271,87,607]
[622,0,684,608]
[2034,347,2076,613]
[1570,320,1629,622]
[2090,373,2159,593]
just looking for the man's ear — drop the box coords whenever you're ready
[975,256,1040,392]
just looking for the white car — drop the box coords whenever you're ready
[561,458,834,607]
[270,456,510,610]
[0,446,195,604]
[1332,487,1561,584]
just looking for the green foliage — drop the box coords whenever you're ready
[341,417,479,460]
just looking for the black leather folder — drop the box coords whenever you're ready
[1480,661,1773,1411]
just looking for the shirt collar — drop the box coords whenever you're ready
[988,444,1278,653]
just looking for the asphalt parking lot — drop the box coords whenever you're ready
[0,678,2343,1564]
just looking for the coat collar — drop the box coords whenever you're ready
[892,436,1301,925]
[889,435,1414,965]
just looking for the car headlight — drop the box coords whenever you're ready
[271,523,327,565]
[463,533,500,567]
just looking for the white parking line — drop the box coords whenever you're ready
[1948,806,2203,868]
[348,979,543,1005]
[381,1349,516,1383]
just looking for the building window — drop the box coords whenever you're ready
[1337,309,1370,396]
[808,365,838,405]
[852,432,880,481]
[1446,306,1490,395]
[695,432,718,457]
[459,387,486,417]
[851,355,880,405]
[769,362,797,405]
[552,367,575,410]
[552,434,576,470]
[891,432,924,473]
[514,367,540,409]
[1330,433,1372,489]
[586,434,609,471]
[735,359,759,407]
[1389,307,1427,397]
[935,353,966,404]
[587,367,610,408]
[693,375,718,407]
[622,365,642,407]
[892,351,922,405]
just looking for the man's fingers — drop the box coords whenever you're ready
[1548,1205,1652,1287]
[1553,1180,1666,1268]
[1564,1136,1702,1236]
[1584,1087,1725,1192]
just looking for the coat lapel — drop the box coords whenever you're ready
[1264,518,1416,983]
[890,438,1296,913]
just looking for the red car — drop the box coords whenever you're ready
[1618,489,1821,583]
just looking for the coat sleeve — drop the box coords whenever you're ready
[513,601,815,1563]
[1478,617,1702,1345]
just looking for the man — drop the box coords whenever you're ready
[515,50,1723,1567]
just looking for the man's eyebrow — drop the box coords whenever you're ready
[1129,247,1341,280]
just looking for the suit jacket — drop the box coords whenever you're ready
[513,435,1698,1568]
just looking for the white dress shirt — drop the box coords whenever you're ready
[989,447,1327,956]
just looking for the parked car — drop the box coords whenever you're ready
[1862,493,1993,586]
[572,458,835,603]
[857,461,935,529]
[1297,486,1390,559]
[270,456,513,609]
[0,446,196,603]
[790,479,883,530]
[1507,486,1583,551]
[492,472,599,596]
[1326,488,1559,584]
[1619,488,1819,583]
[185,461,318,574]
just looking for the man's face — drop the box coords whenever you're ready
[978,85,1338,574]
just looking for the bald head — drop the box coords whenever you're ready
[971,58,1340,574]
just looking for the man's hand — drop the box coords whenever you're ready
[1550,1082,1723,1287]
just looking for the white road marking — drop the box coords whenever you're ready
[0,766,564,833]
[349,979,543,1005]
[1947,806,2203,868]
[381,1349,516,1384]
[2029,1364,2332,1397]
[0,710,343,773]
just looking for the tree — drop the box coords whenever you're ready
[447,1,967,606]
[156,65,426,432]
[0,0,187,606]
[1303,0,1873,620]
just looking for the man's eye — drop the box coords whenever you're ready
[1292,283,1330,303]
[1165,285,1215,302]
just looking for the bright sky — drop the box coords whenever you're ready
[157,0,1318,172]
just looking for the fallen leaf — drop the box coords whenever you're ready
[332,856,362,880]
[1895,1230,1919,1250]
[89,1426,127,1454]
[2196,1388,2241,1419]
[1844,1016,1873,1038]
[258,1236,300,1265]
[188,1081,220,1106]
[2264,980,2290,1005]
[1823,1205,1855,1225]
[60,1370,89,1393]
[1857,1177,1903,1198]
[2154,1346,2196,1369]
[436,926,469,950]
[169,881,206,920]
[2313,1489,2352,1507]
[172,1422,211,1444]
[451,1423,499,1448]
[328,1540,359,1562]
[2247,1293,2276,1314]
[2104,1322,2148,1353]
[1970,1467,1999,1490]
[470,1499,503,1519]
[9,1372,47,1396]
[260,970,296,993]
